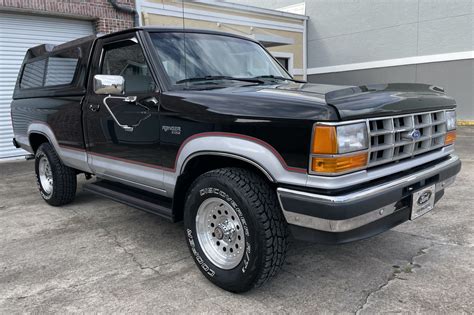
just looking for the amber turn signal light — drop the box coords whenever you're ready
[311,153,368,174]
[445,130,456,145]
[312,126,337,154]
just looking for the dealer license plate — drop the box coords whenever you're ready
[410,184,436,220]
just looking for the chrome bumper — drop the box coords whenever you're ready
[277,154,460,233]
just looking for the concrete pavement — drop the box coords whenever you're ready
[0,127,473,313]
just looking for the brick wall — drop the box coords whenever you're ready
[0,0,135,33]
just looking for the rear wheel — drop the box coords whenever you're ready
[184,167,288,292]
[35,143,77,206]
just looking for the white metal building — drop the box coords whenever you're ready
[0,13,94,159]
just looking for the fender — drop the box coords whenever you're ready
[163,133,310,196]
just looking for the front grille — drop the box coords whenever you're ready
[367,110,447,167]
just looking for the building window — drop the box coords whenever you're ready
[275,57,289,71]
[271,52,294,75]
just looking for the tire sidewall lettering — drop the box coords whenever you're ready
[188,186,255,278]
[186,228,215,277]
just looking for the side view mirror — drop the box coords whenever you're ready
[93,75,124,95]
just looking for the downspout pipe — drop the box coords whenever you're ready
[107,0,139,27]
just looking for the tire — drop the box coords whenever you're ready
[35,142,77,206]
[184,167,288,292]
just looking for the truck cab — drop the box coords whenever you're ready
[11,27,461,292]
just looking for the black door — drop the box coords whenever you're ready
[83,34,164,191]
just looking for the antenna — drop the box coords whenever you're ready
[181,0,185,29]
[182,0,188,86]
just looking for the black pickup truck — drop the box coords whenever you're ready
[11,27,461,292]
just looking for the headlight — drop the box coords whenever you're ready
[311,122,368,174]
[445,110,456,145]
[312,122,368,155]
[446,110,456,131]
[336,123,368,153]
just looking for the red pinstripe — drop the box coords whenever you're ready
[57,132,307,174]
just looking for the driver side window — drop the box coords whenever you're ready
[101,40,155,94]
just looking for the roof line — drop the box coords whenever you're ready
[98,27,264,43]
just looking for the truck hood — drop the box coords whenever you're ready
[274,82,456,120]
[168,82,456,121]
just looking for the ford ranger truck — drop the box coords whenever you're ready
[10,28,461,293]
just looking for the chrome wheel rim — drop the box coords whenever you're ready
[39,156,53,194]
[195,197,245,269]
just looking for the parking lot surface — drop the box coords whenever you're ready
[0,127,473,313]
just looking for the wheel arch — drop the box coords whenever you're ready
[172,153,276,222]
[28,132,51,153]
[27,123,60,153]
[182,152,275,182]
[27,122,91,173]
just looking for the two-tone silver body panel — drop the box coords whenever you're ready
[87,154,167,194]
[20,123,91,173]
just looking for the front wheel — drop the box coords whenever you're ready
[184,168,288,292]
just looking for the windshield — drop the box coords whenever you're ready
[149,32,291,87]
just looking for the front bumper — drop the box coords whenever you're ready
[277,154,461,244]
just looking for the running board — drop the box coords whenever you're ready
[83,180,174,221]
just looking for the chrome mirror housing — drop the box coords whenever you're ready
[93,75,124,95]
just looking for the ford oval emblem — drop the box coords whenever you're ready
[408,129,422,141]
[417,191,432,205]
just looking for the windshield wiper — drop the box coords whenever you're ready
[176,76,264,84]
[252,75,306,83]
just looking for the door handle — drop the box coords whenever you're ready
[89,104,100,112]
[124,96,137,103]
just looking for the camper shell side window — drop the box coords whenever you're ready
[20,47,80,90]
[12,36,94,99]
